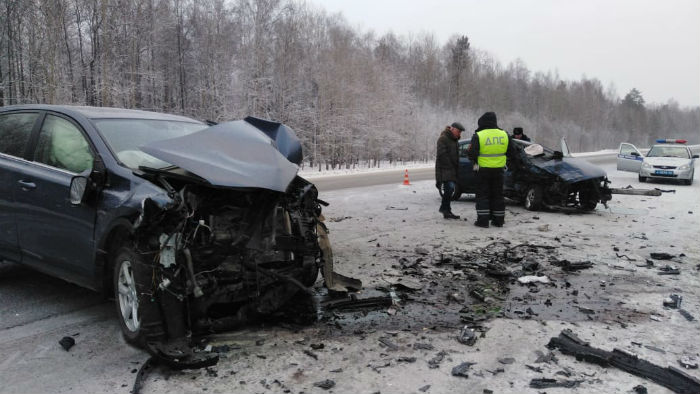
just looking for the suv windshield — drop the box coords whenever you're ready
[647,145,690,158]
[94,118,206,169]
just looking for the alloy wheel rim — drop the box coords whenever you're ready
[526,189,535,207]
[117,260,140,332]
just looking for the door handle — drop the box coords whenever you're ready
[18,180,37,190]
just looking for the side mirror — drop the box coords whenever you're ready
[70,176,88,205]
[693,154,699,159]
[630,151,640,157]
[70,154,107,205]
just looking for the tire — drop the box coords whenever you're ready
[578,187,598,211]
[523,185,543,211]
[113,247,163,346]
[683,171,693,185]
[638,175,646,183]
[300,256,320,287]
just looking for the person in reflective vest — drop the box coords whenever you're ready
[467,112,514,228]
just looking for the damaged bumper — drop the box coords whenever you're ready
[120,174,360,365]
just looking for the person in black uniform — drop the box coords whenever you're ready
[468,112,514,228]
[512,127,531,142]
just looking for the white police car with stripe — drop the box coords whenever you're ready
[617,139,697,185]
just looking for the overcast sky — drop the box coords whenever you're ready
[307,0,700,108]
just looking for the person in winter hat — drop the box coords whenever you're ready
[435,122,465,219]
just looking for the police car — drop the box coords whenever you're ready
[617,139,697,185]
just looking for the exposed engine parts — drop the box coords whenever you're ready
[122,175,360,367]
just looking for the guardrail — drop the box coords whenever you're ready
[571,144,700,158]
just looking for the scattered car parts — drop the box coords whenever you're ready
[547,329,700,394]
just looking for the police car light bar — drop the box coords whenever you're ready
[655,139,687,144]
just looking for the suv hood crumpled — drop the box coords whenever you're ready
[531,156,607,183]
[140,118,301,192]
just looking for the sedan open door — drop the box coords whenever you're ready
[617,143,644,172]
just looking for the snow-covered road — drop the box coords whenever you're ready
[0,161,698,394]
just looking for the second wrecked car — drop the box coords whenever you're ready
[442,138,612,211]
[0,105,359,365]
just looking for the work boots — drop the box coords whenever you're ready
[474,215,490,228]
[443,211,460,219]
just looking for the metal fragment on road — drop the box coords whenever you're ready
[679,309,695,322]
[547,329,700,394]
[313,379,336,390]
[663,294,682,309]
[529,378,583,389]
[378,337,399,351]
[553,259,594,271]
[303,350,318,360]
[457,326,477,346]
[451,362,476,378]
[414,343,435,351]
[610,188,663,196]
[428,351,448,369]
[650,252,675,260]
[131,357,157,394]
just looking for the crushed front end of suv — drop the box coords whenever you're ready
[0,105,360,368]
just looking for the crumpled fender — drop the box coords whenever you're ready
[317,216,362,293]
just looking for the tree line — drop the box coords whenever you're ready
[1,0,698,170]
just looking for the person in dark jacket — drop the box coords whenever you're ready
[512,127,531,142]
[468,112,514,227]
[436,122,465,219]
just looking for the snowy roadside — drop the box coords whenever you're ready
[299,145,699,179]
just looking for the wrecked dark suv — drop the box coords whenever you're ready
[445,138,612,211]
[0,105,356,363]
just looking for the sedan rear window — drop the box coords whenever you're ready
[0,112,39,158]
[94,119,206,169]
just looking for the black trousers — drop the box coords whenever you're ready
[475,167,505,224]
[439,181,456,213]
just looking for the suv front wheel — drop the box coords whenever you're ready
[113,247,163,346]
[523,185,543,211]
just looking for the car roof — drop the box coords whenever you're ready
[0,104,201,123]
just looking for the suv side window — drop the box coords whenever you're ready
[0,112,39,157]
[34,115,94,173]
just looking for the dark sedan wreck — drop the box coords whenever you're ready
[444,138,612,211]
[0,105,359,367]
